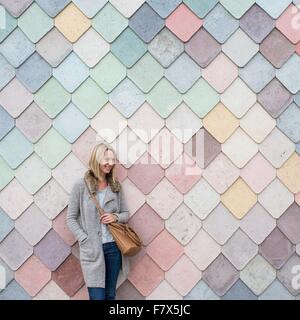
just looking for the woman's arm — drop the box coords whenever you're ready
[115,187,129,224]
[66,180,88,243]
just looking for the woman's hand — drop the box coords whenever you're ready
[100,213,118,224]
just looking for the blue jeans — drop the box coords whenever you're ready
[87,241,122,300]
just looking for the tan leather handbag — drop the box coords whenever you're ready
[84,178,143,256]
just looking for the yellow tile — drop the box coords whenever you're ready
[221,177,257,219]
[277,152,300,194]
[54,3,91,43]
[203,102,239,143]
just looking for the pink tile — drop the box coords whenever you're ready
[276,4,300,44]
[129,203,164,246]
[15,255,51,296]
[296,41,300,55]
[53,208,76,246]
[165,255,202,296]
[166,4,203,42]
[70,285,89,300]
[0,78,33,117]
[146,230,184,271]
[128,152,164,194]
[128,254,164,296]
[241,153,276,193]
[116,280,146,300]
[165,153,202,194]
[115,162,128,182]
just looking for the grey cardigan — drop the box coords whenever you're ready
[66,172,130,288]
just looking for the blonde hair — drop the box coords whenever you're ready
[88,142,121,193]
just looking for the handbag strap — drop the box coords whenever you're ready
[84,177,105,217]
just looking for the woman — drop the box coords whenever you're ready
[66,142,130,300]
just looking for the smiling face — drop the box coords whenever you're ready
[99,149,116,175]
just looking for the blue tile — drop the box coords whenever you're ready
[184,280,220,300]
[277,103,300,143]
[0,280,31,300]
[129,3,164,43]
[294,91,300,107]
[0,105,14,140]
[35,0,71,17]
[0,28,35,68]
[259,279,295,300]
[147,0,181,18]
[0,208,14,242]
[0,54,15,90]
[16,52,52,93]
[53,103,90,143]
[221,280,257,300]
[296,142,300,155]
[256,0,292,19]
[184,0,219,18]
[0,10,17,42]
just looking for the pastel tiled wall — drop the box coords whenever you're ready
[0,0,300,300]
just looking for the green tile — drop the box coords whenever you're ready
[184,0,218,18]
[147,78,182,118]
[90,52,126,93]
[184,78,219,118]
[0,156,14,191]
[34,127,71,169]
[220,0,256,19]
[34,77,71,118]
[18,2,53,43]
[92,2,128,43]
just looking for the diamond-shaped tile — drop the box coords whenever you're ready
[0,0,33,17]
[0,229,32,270]
[148,28,184,67]
[53,103,89,143]
[147,78,182,118]
[0,28,35,67]
[277,254,300,295]
[203,103,239,143]
[259,128,295,168]
[221,177,257,219]
[184,178,220,220]
[90,52,126,93]
[18,2,53,43]
[202,254,239,296]
[240,4,275,43]
[203,203,240,245]
[0,54,15,90]
[203,3,239,44]
[73,28,109,68]
[277,152,300,193]
[0,127,33,169]
[146,229,183,271]
[35,0,70,18]
[222,127,258,168]
[221,78,256,119]
[240,254,276,295]
[277,103,300,143]
[53,52,89,93]
[184,280,220,300]
[15,254,51,296]
[72,77,108,118]
[128,53,164,93]
[257,78,293,118]
[256,0,293,19]
[0,9,17,42]
[259,227,294,269]
[0,104,14,140]
[16,102,51,143]
[259,279,295,300]
[147,0,181,18]
[52,153,86,194]
[15,153,51,194]
[202,152,239,194]
[146,280,182,300]
[223,229,258,270]
[34,229,71,271]
[184,79,219,118]
[109,0,145,18]
[129,3,164,43]
[239,53,275,93]
[202,53,238,93]
[34,178,69,220]
[72,0,107,18]
[240,153,276,193]
[34,128,71,169]
[165,203,202,245]
[277,54,300,94]
[16,52,52,93]
[260,29,295,68]
[111,27,147,68]
[166,3,203,42]
[92,2,128,43]
[146,177,183,219]
[52,254,84,296]
[222,279,257,300]
[116,281,145,301]
[258,178,294,218]
[0,257,14,289]
[33,280,69,300]
[54,2,91,43]
[278,202,300,244]
[15,203,51,246]
[0,208,14,242]
[165,255,202,296]
[240,203,276,244]
[220,0,255,19]
[165,53,201,93]
[0,280,31,300]
[185,28,221,68]
[109,78,145,118]
[0,156,14,191]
